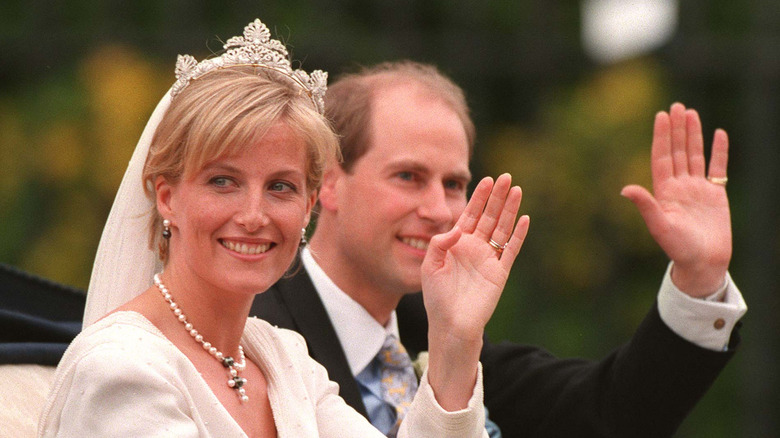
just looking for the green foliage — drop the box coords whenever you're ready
[484,59,671,355]
[0,44,169,289]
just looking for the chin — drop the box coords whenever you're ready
[223,272,278,296]
[395,274,423,294]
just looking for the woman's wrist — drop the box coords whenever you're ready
[425,332,482,411]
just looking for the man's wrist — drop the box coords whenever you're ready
[670,262,729,298]
[658,262,747,351]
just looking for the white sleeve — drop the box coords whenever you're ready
[398,365,488,438]
[39,343,199,437]
[657,262,748,351]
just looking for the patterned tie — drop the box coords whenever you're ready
[378,334,419,437]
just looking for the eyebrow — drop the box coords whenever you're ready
[386,159,472,183]
[200,162,306,180]
[202,162,242,174]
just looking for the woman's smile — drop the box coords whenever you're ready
[219,239,273,256]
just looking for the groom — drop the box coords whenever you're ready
[250,61,747,437]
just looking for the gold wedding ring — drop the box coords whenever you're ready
[707,176,728,186]
[488,238,506,254]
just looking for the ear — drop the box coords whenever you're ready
[155,175,174,220]
[303,189,318,227]
[317,165,344,213]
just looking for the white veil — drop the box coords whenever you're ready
[83,90,172,327]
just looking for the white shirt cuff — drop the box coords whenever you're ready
[657,262,747,352]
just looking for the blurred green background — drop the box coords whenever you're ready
[1,1,778,436]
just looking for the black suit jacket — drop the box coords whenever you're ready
[251,267,740,437]
[0,263,84,365]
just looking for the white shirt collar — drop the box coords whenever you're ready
[301,247,399,376]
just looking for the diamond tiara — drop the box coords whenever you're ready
[170,18,327,114]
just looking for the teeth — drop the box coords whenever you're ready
[221,240,271,255]
[401,237,429,250]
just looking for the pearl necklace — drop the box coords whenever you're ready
[153,273,249,402]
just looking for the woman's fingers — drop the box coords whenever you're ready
[499,214,530,267]
[488,186,523,253]
[455,177,493,234]
[454,173,526,261]
[425,226,463,269]
[474,173,512,240]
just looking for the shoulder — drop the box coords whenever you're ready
[39,312,197,436]
[244,316,309,358]
[60,312,162,357]
[243,317,339,397]
[243,318,325,384]
[61,312,174,365]
[49,311,190,394]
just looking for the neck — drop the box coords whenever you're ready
[308,231,401,327]
[157,263,251,357]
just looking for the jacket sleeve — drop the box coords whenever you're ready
[481,302,739,437]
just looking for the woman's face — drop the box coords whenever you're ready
[157,121,316,297]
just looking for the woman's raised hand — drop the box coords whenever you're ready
[420,173,529,410]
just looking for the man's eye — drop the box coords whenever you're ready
[398,171,414,181]
[444,180,464,191]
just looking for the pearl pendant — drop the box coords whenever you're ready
[154,273,249,403]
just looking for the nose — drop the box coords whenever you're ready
[235,189,271,232]
[417,184,454,226]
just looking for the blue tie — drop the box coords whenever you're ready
[377,335,418,436]
[375,335,503,438]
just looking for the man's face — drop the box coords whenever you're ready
[330,85,471,294]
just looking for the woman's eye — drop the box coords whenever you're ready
[270,182,295,192]
[210,176,231,187]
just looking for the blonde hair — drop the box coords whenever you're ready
[142,67,340,261]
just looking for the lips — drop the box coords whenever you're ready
[220,239,272,255]
[400,236,429,251]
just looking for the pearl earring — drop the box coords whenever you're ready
[162,219,172,239]
[300,228,307,246]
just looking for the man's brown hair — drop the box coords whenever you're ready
[326,61,475,172]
